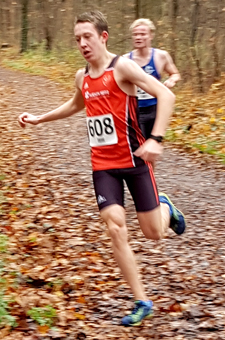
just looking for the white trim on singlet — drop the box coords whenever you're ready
[84,67,115,79]
[125,95,135,167]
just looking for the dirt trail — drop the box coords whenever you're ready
[0,67,225,340]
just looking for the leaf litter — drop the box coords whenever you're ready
[0,67,225,339]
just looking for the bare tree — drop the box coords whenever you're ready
[190,0,204,92]
[211,0,223,81]
[135,0,140,19]
[20,0,29,52]
[170,0,178,62]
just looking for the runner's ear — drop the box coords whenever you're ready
[101,31,109,44]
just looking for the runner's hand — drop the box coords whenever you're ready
[18,112,39,128]
[133,138,163,163]
[164,78,176,88]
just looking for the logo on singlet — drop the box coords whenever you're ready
[85,91,90,99]
[144,65,154,75]
[84,90,109,100]
[84,82,89,89]
[97,195,107,205]
[103,74,111,86]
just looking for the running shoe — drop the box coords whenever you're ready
[121,300,153,326]
[159,192,186,235]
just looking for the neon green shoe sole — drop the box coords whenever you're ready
[121,300,153,327]
[159,192,186,235]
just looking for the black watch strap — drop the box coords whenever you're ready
[149,134,164,143]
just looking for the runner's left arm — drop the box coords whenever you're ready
[162,51,181,88]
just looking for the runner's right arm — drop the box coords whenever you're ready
[18,70,85,128]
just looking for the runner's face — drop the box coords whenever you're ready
[74,22,107,62]
[132,25,152,49]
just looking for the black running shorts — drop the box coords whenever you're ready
[139,105,157,140]
[92,164,159,212]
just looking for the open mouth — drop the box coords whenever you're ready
[83,51,91,57]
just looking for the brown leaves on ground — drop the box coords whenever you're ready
[0,67,225,339]
[170,75,225,162]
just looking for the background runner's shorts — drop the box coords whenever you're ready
[139,104,157,140]
[92,164,159,212]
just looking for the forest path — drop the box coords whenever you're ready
[0,66,225,340]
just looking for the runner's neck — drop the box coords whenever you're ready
[88,52,115,78]
[135,47,152,59]
[133,47,152,67]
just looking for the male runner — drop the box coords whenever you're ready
[18,10,186,327]
[124,18,181,139]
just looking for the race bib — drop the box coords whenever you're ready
[137,87,155,100]
[86,113,118,147]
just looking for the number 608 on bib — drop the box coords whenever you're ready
[86,113,118,147]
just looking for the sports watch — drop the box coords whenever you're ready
[149,134,164,143]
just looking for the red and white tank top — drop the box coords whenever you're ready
[82,56,145,171]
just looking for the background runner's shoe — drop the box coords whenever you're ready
[121,300,153,326]
[159,193,186,235]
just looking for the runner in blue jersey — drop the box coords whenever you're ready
[124,18,181,140]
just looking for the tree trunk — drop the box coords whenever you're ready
[135,0,140,19]
[190,0,204,92]
[212,0,222,82]
[170,0,178,63]
[20,0,29,52]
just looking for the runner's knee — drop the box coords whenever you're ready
[138,210,163,240]
[108,222,127,246]
[101,206,127,245]
[108,214,127,241]
[142,227,163,240]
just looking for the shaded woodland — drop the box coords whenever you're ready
[1,2,225,339]
[0,0,225,90]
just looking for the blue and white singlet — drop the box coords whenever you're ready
[129,48,161,107]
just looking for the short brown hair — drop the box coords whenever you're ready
[75,10,108,35]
